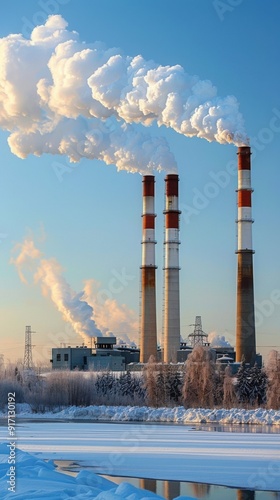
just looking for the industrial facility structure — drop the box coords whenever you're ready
[140,176,158,363]
[235,146,256,365]
[51,337,139,371]
[139,173,182,365]
[163,174,181,363]
[139,146,258,367]
[50,146,258,371]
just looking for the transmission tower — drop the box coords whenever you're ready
[23,325,35,370]
[188,316,209,347]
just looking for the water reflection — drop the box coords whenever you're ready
[139,479,157,494]
[163,480,180,499]
[196,424,280,434]
[54,461,279,500]
[190,482,211,498]
[121,479,278,500]
[237,490,255,500]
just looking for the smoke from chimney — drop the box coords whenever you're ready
[11,238,103,343]
[11,238,138,345]
[83,279,138,344]
[208,331,232,348]
[0,15,248,175]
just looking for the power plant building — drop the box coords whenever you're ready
[51,337,139,371]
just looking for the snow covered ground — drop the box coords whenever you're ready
[1,443,192,500]
[2,403,280,425]
[1,421,280,491]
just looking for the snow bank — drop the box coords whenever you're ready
[0,444,194,499]
[3,404,280,426]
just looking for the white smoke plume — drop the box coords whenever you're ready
[208,331,232,348]
[83,279,138,346]
[10,239,42,284]
[11,238,138,346]
[0,15,247,175]
[11,238,102,343]
[0,16,175,174]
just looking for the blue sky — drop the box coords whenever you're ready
[1,0,280,364]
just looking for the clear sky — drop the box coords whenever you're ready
[1,0,280,365]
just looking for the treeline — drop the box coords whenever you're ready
[0,370,146,412]
[144,347,280,410]
[0,347,279,412]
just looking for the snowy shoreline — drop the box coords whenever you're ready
[1,404,280,425]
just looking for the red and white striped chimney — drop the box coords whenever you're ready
[163,174,181,363]
[140,175,157,363]
[236,146,256,364]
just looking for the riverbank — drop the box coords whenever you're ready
[1,403,280,425]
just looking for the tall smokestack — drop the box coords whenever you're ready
[236,146,256,365]
[163,174,181,363]
[140,175,157,363]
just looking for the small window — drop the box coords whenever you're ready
[83,356,87,365]
[64,354,69,362]
[56,354,61,362]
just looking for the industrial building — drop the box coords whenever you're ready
[51,337,139,371]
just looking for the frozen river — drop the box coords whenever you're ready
[7,420,280,491]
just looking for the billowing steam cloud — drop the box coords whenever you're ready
[0,15,247,175]
[208,331,232,348]
[83,279,138,346]
[11,238,102,342]
[11,238,138,345]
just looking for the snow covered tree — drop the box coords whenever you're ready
[43,372,69,408]
[249,364,267,406]
[23,373,46,412]
[95,372,115,397]
[223,365,237,408]
[67,373,93,406]
[119,372,133,398]
[167,367,182,405]
[156,369,166,407]
[0,380,24,410]
[142,355,158,407]
[266,350,280,410]
[116,371,145,405]
[182,346,216,408]
[235,360,268,407]
[235,359,252,405]
[131,374,146,405]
